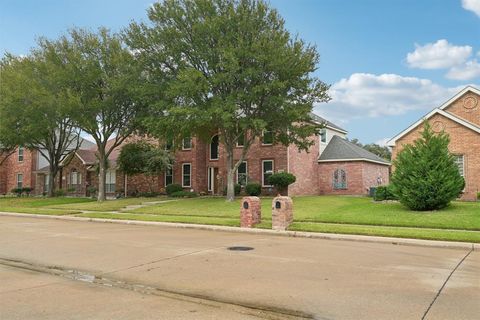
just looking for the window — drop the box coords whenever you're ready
[320,129,327,143]
[70,170,82,186]
[210,135,219,160]
[182,163,191,187]
[454,155,465,177]
[106,170,116,193]
[182,137,192,150]
[237,161,248,186]
[262,130,274,145]
[236,132,245,147]
[262,160,274,187]
[165,167,173,186]
[164,139,174,151]
[16,174,23,189]
[333,169,347,190]
[18,147,24,162]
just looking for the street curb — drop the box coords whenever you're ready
[0,211,476,251]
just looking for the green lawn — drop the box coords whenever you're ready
[1,195,479,242]
[132,196,480,231]
[48,197,162,212]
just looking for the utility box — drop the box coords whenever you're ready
[240,196,261,228]
[272,196,293,231]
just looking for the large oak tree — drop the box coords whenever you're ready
[0,50,82,196]
[50,28,147,201]
[126,0,330,201]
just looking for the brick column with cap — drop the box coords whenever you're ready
[240,196,261,228]
[272,196,293,231]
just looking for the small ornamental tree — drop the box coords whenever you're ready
[268,172,296,195]
[391,122,464,211]
[118,141,174,193]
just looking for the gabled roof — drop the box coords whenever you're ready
[319,135,390,165]
[76,149,97,165]
[309,113,347,133]
[387,86,480,147]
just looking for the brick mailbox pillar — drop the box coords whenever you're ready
[272,196,293,231]
[240,196,261,228]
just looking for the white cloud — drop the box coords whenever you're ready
[462,0,480,17]
[446,59,480,80]
[406,39,472,69]
[314,73,466,124]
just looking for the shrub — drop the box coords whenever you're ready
[138,191,160,197]
[267,172,296,195]
[391,122,464,211]
[374,185,397,201]
[22,187,33,196]
[54,189,66,197]
[11,188,23,196]
[170,191,198,198]
[67,187,76,193]
[166,183,183,195]
[477,192,480,201]
[234,183,242,196]
[245,182,261,196]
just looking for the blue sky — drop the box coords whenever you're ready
[1,0,480,145]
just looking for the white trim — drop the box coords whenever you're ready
[453,154,465,178]
[17,147,24,162]
[182,163,192,188]
[182,137,192,150]
[16,173,23,189]
[388,86,480,146]
[207,167,214,192]
[236,161,248,185]
[318,158,390,166]
[262,159,274,187]
[164,167,173,187]
[439,86,480,110]
[261,130,273,146]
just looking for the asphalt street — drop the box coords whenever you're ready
[0,215,478,319]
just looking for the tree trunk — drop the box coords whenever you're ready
[97,154,107,202]
[47,171,55,197]
[225,146,235,202]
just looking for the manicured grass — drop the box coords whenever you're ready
[78,212,240,227]
[47,197,163,212]
[0,197,93,208]
[1,195,479,242]
[133,196,480,231]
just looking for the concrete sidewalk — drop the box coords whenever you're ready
[0,215,478,319]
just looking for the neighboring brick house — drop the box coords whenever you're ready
[388,86,480,201]
[0,147,37,194]
[0,113,390,197]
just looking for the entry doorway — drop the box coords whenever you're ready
[207,167,220,194]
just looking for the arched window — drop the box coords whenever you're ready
[210,135,219,160]
[333,169,347,190]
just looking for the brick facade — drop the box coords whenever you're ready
[0,118,391,197]
[0,147,37,194]
[390,88,480,201]
[318,161,389,195]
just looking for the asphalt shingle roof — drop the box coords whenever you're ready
[309,113,347,133]
[319,135,390,165]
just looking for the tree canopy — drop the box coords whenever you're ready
[126,0,330,200]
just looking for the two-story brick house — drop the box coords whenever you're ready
[53,113,390,197]
[1,113,390,197]
[388,86,480,201]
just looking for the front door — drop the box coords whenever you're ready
[208,167,220,195]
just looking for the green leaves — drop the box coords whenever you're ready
[392,122,465,211]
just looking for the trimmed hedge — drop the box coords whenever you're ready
[374,185,398,201]
[170,191,198,198]
[166,184,183,195]
[245,183,261,196]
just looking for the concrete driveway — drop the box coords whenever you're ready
[0,215,478,319]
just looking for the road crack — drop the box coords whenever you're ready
[421,248,474,320]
